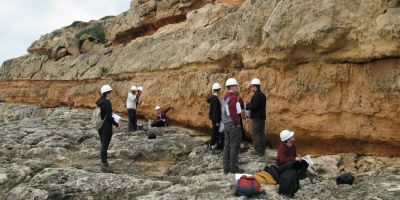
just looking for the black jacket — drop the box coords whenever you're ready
[96,97,118,127]
[207,95,222,122]
[246,90,266,120]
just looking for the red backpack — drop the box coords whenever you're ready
[234,175,264,197]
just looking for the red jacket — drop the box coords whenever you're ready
[276,143,297,166]
[224,92,239,125]
[155,106,172,122]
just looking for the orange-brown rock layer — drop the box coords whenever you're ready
[1,59,399,156]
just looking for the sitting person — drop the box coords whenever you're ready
[277,130,308,178]
[151,105,172,127]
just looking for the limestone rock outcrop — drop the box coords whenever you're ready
[0,104,399,199]
[1,0,400,156]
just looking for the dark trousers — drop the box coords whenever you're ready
[210,120,223,149]
[251,118,266,154]
[223,122,242,172]
[127,109,137,131]
[279,160,309,178]
[98,123,113,164]
[239,115,249,144]
[151,120,167,127]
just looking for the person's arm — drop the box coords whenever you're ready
[105,101,119,127]
[228,95,239,125]
[163,106,172,114]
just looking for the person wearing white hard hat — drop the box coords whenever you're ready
[276,130,309,189]
[151,105,172,127]
[126,85,138,132]
[206,83,223,151]
[221,78,243,174]
[136,86,144,108]
[96,84,119,167]
[245,78,267,157]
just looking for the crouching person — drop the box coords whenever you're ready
[151,105,172,127]
[276,130,309,197]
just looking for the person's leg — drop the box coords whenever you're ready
[294,160,309,179]
[151,120,164,127]
[251,119,261,153]
[210,120,218,146]
[229,124,242,172]
[132,109,137,131]
[223,129,231,173]
[260,120,266,152]
[239,115,249,151]
[127,109,133,131]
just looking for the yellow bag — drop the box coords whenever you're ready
[254,171,278,185]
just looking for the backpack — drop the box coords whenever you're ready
[264,165,280,184]
[147,131,157,139]
[279,168,299,197]
[92,107,105,130]
[234,175,264,198]
[336,173,355,185]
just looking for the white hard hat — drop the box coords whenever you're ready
[155,106,161,110]
[212,83,221,90]
[280,130,294,142]
[225,78,238,87]
[131,85,137,91]
[250,78,261,85]
[100,85,112,94]
[137,86,143,92]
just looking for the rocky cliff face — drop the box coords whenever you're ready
[1,0,400,156]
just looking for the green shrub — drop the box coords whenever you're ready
[99,15,115,20]
[70,21,88,28]
[75,24,106,43]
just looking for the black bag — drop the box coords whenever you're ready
[264,165,280,184]
[278,168,299,197]
[147,131,156,139]
[336,173,355,185]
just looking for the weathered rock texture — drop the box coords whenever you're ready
[0,104,399,199]
[1,0,400,156]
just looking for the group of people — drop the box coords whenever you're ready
[95,84,172,167]
[125,85,172,131]
[95,79,308,190]
[207,78,267,174]
[207,77,309,194]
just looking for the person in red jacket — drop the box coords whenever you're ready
[221,78,243,174]
[276,130,308,178]
[151,105,172,127]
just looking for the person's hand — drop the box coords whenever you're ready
[295,156,302,161]
[236,124,240,128]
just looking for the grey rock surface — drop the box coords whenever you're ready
[0,103,399,199]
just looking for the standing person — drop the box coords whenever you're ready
[237,95,249,152]
[126,85,138,132]
[151,105,172,127]
[96,85,119,167]
[136,86,144,108]
[207,83,223,150]
[246,78,267,157]
[222,78,243,174]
